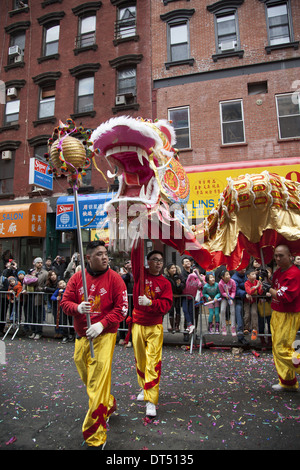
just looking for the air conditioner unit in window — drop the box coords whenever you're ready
[220,41,236,51]
[14,54,23,63]
[7,87,17,98]
[2,151,12,160]
[115,95,126,106]
[8,45,21,57]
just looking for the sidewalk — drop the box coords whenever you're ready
[1,334,299,452]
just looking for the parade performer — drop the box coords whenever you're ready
[61,240,128,448]
[263,245,300,391]
[130,239,173,418]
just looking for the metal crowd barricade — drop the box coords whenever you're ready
[1,290,75,341]
[1,290,18,340]
[1,289,201,354]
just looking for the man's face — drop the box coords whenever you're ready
[148,254,164,275]
[87,246,109,272]
[182,258,191,270]
[274,246,292,270]
[35,261,43,270]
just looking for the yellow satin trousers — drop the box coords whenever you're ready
[132,323,163,405]
[271,311,300,389]
[74,333,117,447]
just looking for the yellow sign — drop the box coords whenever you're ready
[187,159,300,220]
[91,227,110,244]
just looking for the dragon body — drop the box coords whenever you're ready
[91,116,300,270]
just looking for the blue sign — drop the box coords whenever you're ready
[56,193,112,230]
[29,158,53,191]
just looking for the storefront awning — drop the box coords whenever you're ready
[56,193,112,230]
[0,202,47,238]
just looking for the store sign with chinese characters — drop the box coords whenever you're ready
[0,203,47,238]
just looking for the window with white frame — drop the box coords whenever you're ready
[266,2,291,46]
[168,107,190,149]
[44,24,60,56]
[276,93,300,139]
[39,84,55,118]
[220,100,245,144]
[77,76,94,113]
[5,99,20,125]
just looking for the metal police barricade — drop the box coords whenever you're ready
[1,290,18,340]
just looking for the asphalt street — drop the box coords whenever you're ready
[0,334,299,456]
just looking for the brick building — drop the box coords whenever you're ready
[0,0,152,266]
[0,0,299,268]
[152,0,300,230]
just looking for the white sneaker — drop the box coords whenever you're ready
[187,324,195,334]
[34,334,42,340]
[137,389,144,401]
[272,383,298,392]
[29,333,35,339]
[146,401,156,417]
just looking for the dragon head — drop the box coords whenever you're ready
[91,116,190,209]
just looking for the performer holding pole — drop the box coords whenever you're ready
[61,240,128,448]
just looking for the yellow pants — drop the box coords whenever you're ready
[270,310,300,389]
[132,323,163,405]
[74,333,117,447]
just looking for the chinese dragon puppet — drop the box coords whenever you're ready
[87,116,300,270]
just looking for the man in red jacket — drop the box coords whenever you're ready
[131,240,173,418]
[61,240,128,449]
[264,245,300,392]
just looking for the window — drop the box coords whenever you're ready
[77,76,94,113]
[117,67,136,96]
[168,107,190,149]
[220,100,245,144]
[160,9,195,68]
[276,93,300,139]
[267,2,291,45]
[39,84,55,118]
[170,22,189,62]
[77,15,96,48]
[44,24,60,56]
[8,31,25,65]
[5,99,20,125]
[216,13,238,51]
[116,5,136,39]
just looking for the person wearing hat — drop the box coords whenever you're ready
[7,276,22,326]
[28,257,48,340]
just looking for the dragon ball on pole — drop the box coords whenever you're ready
[46,119,96,357]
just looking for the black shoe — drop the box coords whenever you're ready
[238,336,248,345]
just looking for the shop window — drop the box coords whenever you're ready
[276,93,300,139]
[168,106,191,149]
[220,99,245,145]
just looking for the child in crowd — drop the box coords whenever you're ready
[202,273,221,333]
[182,268,204,334]
[7,276,22,323]
[257,267,272,348]
[51,279,73,343]
[244,268,263,340]
[218,270,236,336]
